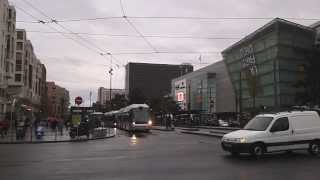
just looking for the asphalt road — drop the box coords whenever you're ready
[0,129,319,180]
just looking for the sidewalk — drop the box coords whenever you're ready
[179,128,226,138]
[153,125,240,138]
[0,127,115,144]
[152,126,175,131]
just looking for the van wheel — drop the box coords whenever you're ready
[309,141,320,156]
[250,143,265,158]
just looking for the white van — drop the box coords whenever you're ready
[221,111,320,157]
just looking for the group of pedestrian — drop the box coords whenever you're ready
[0,119,9,138]
[164,113,174,130]
[48,118,64,136]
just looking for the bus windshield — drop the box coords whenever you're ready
[244,116,274,131]
[133,109,149,123]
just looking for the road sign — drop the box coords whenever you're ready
[75,96,83,105]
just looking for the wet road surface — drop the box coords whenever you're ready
[0,129,319,180]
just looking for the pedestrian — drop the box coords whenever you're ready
[2,119,9,136]
[64,120,70,131]
[169,114,174,130]
[33,117,40,135]
[57,119,64,136]
[51,118,57,131]
[165,114,170,130]
[0,120,4,138]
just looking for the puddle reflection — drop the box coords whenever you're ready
[131,134,137,145]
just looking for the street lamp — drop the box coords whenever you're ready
[108,68,113,110]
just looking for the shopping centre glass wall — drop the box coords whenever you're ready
[223,20,315,111]
[189,73,216,113]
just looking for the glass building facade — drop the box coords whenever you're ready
[189,73,216,113]
[172,61,235,113]
[223,18,316,111]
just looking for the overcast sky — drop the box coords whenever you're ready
[9,0,320,106]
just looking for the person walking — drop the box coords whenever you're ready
[165,114,170,130]
[169,114,174,130]
[57,119,64,136]
[0,120,4,138]
[51,118,57,132]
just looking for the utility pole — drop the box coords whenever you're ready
[89,91,92,107]
[239,71,242,114]
[108,55,113,110]
[109,68,113,109]
[187,81,191,111]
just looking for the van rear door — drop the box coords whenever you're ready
[289,115,320,148]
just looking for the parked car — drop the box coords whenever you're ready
[208,119,219,126]
[229,120,241,127]
[218,119,229,127]
[221,111,320,158]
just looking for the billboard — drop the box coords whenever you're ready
[174,79,187,110]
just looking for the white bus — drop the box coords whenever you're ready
[115,104,152,132]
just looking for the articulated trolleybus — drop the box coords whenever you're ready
[115,104,152,132]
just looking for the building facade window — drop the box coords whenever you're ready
[17,31,24,40]
[16,42,23,50]
[15,74,21,82]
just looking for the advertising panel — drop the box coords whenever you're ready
[174,79,187,110]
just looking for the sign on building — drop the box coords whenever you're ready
[174,79,187,110]
[240,44,262,98]
[240,45,258,76]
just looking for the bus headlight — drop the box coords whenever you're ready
[132,122,136,126]
[148,120,152,126]
[239,138,247,143]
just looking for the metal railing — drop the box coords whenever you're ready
[0,125,115,144]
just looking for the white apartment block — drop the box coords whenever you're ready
[97,87,125,105]
[8,29,44,111]
[0,0,16,115]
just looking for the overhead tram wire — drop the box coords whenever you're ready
[19,0,124,68]
[127,16,320,21]
[25,30,241,40]
[21,16,320,24]
[111,51,221,55]
[14,14,220,66]
[15,5,115,69]
[119,0,158,53]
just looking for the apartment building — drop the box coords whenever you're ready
[7,29,46,112]
[46,81,70,119]
[97,87,125,105]
[0,0,16,117]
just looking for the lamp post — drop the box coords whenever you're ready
[10,98,16,142]
[239,70,243,117]
[109,68,113,110]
